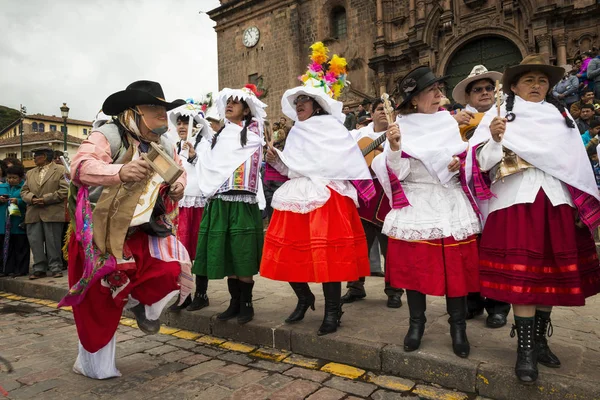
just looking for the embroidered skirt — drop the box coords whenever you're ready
[178,206,204,261]
[479,190,600,306]
[386,235,480,297]
[193,199,263,279]
[260,190,370,283]
[68,231,181,353]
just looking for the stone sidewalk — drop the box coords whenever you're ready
[1,275,599,400]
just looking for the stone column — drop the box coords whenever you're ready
[555,33,568,66]
[376,0,384,40]
[536,34,551,62]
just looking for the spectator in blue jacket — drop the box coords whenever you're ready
[552,65,580,110]
[0,165,30,277]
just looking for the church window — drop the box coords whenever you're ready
[32,122,38,132]
[38,123,45,132]
[331,7,347,39]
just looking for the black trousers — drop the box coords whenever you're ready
[346,220,404,297]
[0,234,31,276]
[467,292,511,315]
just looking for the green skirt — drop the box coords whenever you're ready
[193,198,263,279]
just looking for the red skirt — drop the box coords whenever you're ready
[68,231,181,353]
[260,190,370,283]
[386,235,480,297]
[177,206,204,260]
[479,190,600,306]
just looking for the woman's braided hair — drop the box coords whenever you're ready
[504,73,575,128]
[211,99,253,149]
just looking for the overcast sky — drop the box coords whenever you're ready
[0,0,221,121]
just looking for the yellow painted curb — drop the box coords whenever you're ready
[413,387,468,400]
[120,318,137,327]
[60,306,73,312]
[196,335,225,345]
[220,341,256,353]
[5,294,26,300]
[367,375,414,392]
[158,326,180,335]
[251,348,290,362]
[171,330,202,340]
[282,354,320,369]
[321,362,365,379]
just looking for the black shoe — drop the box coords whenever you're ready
[534,312,561,368]
[466,308,484,320]
[370,271,385,277]
[340,290,366,304]
[286,282,316,323]
[217,278,240,321]
[237,281,255,325]
[168,295,192,312]
[186,293,210,311]
[130,303,160,335]
[486,313,508,329]
[447,296,470,358]
[511,320,538,384]
[386,294,402,309]
[317,282,343,336]
[404,290,426,352]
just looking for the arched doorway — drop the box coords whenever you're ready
[445,36,522,102]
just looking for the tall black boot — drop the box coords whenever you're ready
[238,280,255,325]
[187,275,210,311]
[534,310,561,368]
[511,318,538,384]
[317,282,343,336]
[285,282,316,323]
[404,290,426,352]
[446,296,470,358]
[217,278,240,321]
[167,294,192,312]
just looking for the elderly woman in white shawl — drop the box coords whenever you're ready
[260,53,374,336]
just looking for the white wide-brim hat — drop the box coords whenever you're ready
[282,81,344,123]
[168,103,212,142]
[216,88,267,121]
[452,65,503,105]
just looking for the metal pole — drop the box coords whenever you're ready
[63,117,67,152]
[19,104,25,160]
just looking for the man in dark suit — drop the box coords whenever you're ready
[21,147,69,279]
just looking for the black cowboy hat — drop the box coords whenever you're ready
[396,66,447,109]
[102,80,185,116]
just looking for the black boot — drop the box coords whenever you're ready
[446,296,470,358]
[511,319,538,384]
[187,275,210,311]
[534,311,561,368]
[168,294,192,312]
[404,290,426,352]
[130,303,160,335]
[317,282,343,336]
[217,278,240,321]
[285,282,316,323]
[238,280,255,325]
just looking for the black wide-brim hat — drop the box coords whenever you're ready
[102,80,186,116]
[396,66,447,109]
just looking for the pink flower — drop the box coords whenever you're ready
[324,72,337,84]
[309,61,323,73]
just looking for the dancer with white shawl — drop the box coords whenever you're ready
[474,54,600,384]
[371,66,482,358]
[261,42,374,336]
[193,85,267,325]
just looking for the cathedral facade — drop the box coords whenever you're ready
[209,0,600,118]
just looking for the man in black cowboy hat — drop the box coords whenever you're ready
[62,80,191,379]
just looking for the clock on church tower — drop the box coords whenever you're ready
[242,26,260,48]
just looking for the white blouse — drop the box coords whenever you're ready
[269,159,358,214]
[477,140,573,214]
[383,149,481,241]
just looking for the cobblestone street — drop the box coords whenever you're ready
[0,294,478,400]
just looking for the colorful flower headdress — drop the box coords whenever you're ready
[299,42,348,100]
[185,92,214,115]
